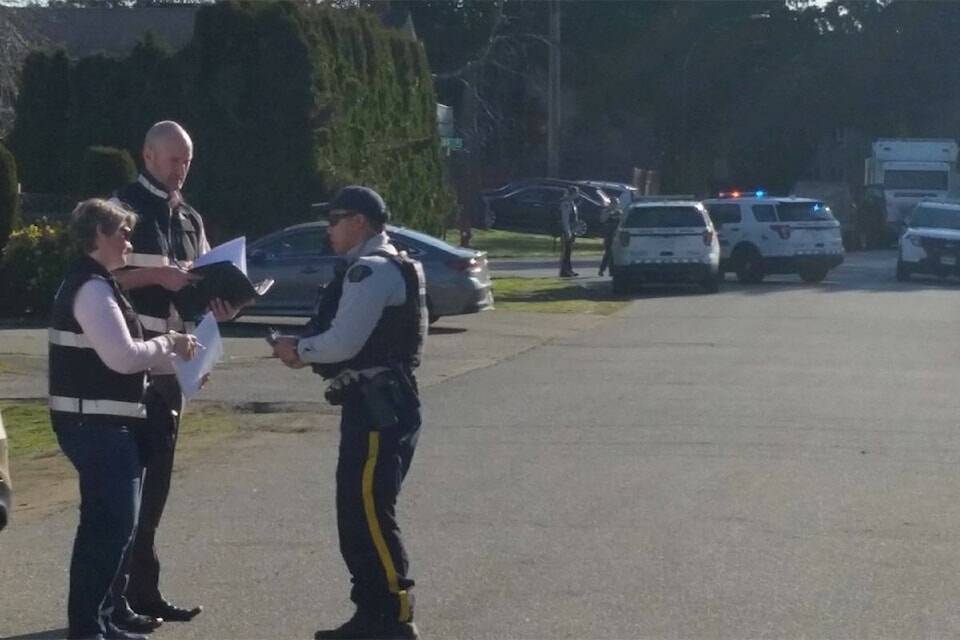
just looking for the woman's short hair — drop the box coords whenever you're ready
[70,198,138,254]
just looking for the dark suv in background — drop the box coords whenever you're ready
[476,179,614,236]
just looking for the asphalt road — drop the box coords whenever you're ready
[6,250,960,639]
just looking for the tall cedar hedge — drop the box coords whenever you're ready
[7,2,452,240]
[0,142,18,253]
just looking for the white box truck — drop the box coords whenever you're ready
[864,138,959,241]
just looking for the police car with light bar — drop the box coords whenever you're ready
[610,200,721,294]
[702,191,844,283]
[897,200,960,281]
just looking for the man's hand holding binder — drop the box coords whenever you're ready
[171,260,274,321]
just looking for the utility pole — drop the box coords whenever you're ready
[547,0,561,178]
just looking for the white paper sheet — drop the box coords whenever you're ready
[193,236,247,275]
[173,312,224,400]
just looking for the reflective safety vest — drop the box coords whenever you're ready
[114,173,205,336]
[48,256,148,429]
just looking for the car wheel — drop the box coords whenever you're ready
[426,296,439,324]
[799,267,828,283]
[734,246,765,284]
[612,272,631,295]
[701,273,721,293]
[896,258,911,282]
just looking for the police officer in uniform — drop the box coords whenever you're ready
[111,121,236,625]
[49,199,199,640]
[272,186,426,640]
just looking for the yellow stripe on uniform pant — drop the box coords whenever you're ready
[362,431,412,623]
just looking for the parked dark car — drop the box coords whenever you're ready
[245,222,494,322]
[476,179,614,236]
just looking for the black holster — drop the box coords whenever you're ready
[333,368,419,431]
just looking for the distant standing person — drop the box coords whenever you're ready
[598,206,620,277]
[110,121,237,626]
[559,187,579,277]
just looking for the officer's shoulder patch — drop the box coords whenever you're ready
[347,264,373,283]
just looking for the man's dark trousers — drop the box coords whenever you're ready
[336,388,420,624]
[124,374,183,608]
[559,235,575,276]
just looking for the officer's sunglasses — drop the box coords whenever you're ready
[328,210,359,227]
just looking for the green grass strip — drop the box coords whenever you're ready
[1,400,239,460]
[492,276,627,315]
[442,228,604,258]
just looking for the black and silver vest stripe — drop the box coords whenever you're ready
[113,173,204,337]
[307,251,427,380]
[48,256,148,429]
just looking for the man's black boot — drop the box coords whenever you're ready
[113,611,163,634]
[132,600,202,622]
[103,622,148,640]
[315,611,419,640]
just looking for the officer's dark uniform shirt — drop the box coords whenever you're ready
[113,173,209,337]
[297,231,428,371]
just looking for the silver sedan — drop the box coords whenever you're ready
[245,222,494,322]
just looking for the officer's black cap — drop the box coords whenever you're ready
[326,186,390,225]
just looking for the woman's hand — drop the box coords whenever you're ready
[170,332,202,360]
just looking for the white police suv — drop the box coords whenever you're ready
[0,410,9,531]
[897,200,960,281]
[702,192,844,283]
[610,200,720,294]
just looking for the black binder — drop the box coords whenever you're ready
[172,261,274,321]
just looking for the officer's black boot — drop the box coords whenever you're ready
[314,611,419,640]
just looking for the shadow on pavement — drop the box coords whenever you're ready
[2,628,70,640]
[428,326,467,335]
[221,321,469,338]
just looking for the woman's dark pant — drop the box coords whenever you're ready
[56,424,142,637]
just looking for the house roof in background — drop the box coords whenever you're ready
[0,6,198,58]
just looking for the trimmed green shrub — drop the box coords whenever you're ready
[7,2,453,242]
[0,221,75,317]
[77,146,136,199]
[0,142,19,254]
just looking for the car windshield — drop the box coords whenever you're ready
[776,202,834,222]
[884,170,949,190]
[578,186,610,206]
[909,207,960,230]
[602,187,623,199]
[623,206,705,228]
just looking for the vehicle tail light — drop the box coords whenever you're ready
[447,257,482,272]
[702,229,714,246]
[619,231,630,247]
[771,224,792,240]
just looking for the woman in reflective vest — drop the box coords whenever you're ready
[48,199,200,640]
